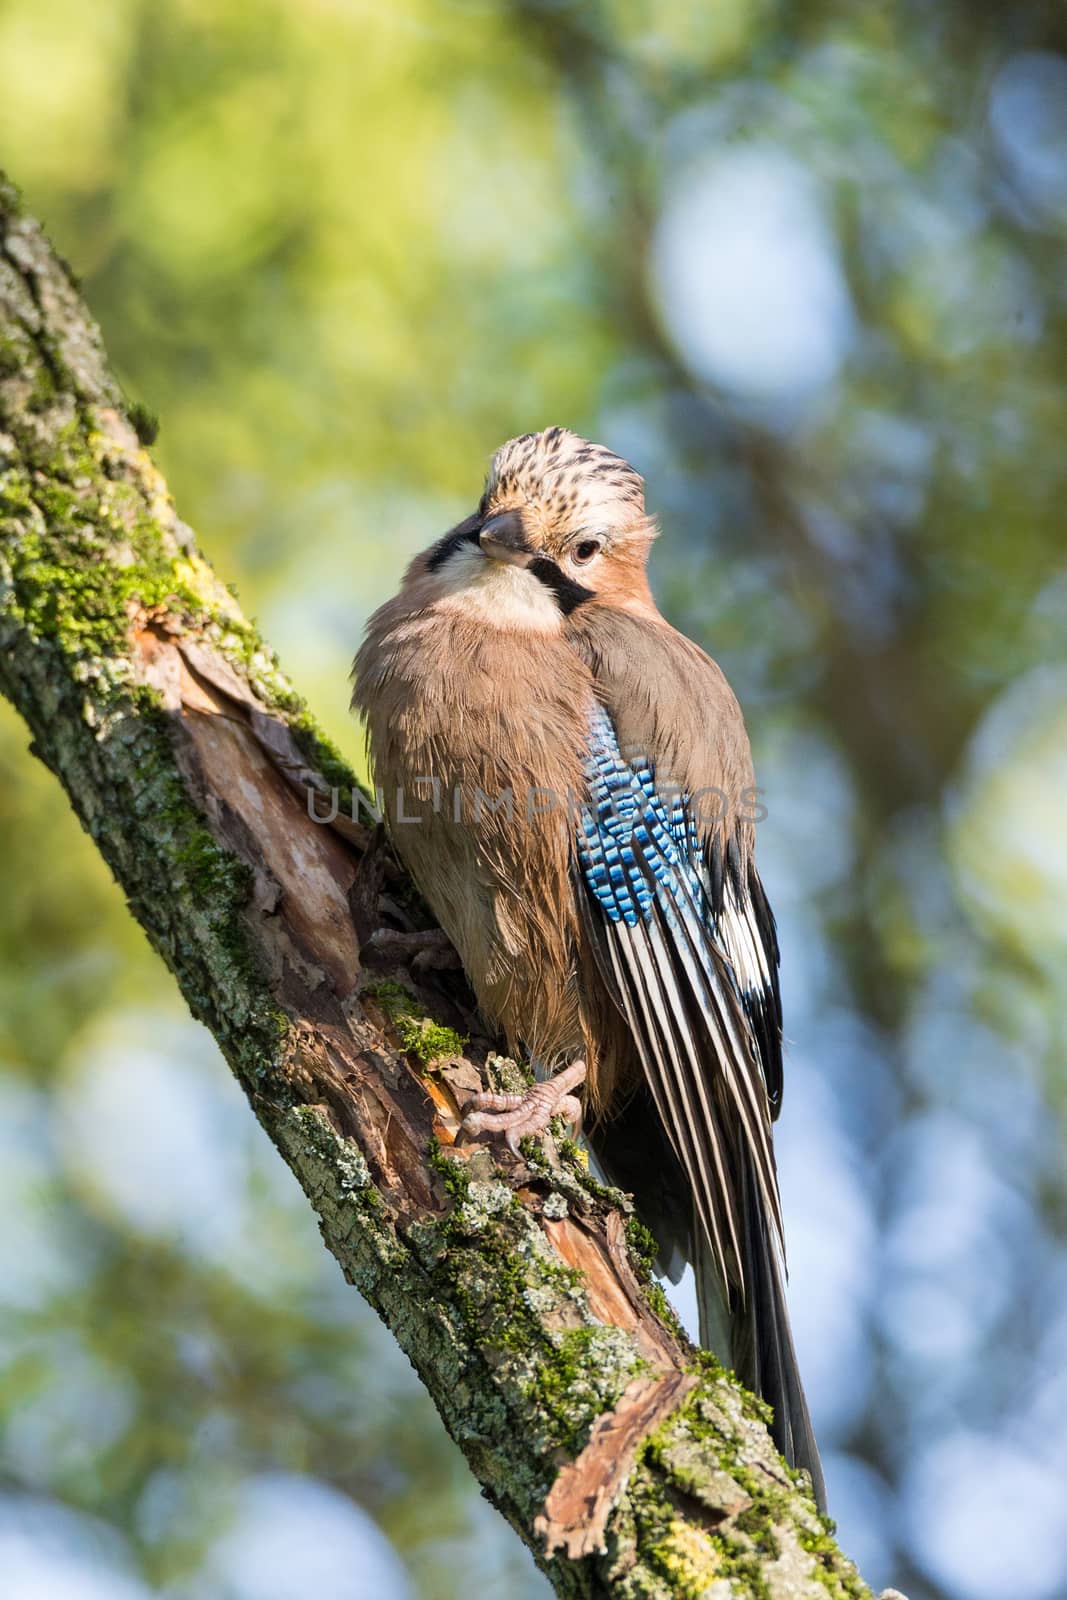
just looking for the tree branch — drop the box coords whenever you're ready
[0,175,878,1600]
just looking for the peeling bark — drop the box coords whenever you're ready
[537,1373,700,1560]
[0,174,888,1600]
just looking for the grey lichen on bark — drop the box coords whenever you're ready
[0,172,884,1600]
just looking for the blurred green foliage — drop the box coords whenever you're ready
[2,1,1067,1598]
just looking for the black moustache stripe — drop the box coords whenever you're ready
[426,519,482,572]
[528,556,596,615]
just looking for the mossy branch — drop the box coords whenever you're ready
[0,174,885,1600]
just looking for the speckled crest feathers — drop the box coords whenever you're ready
[484,426,649,534]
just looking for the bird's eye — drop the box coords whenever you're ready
[573,539,601,564]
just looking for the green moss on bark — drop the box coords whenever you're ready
[364,980,468,1065]
[426,1140,644,1459]
[1,178,879,1600]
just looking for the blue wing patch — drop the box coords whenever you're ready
[577,704,705,926]
[575,702,782,1294]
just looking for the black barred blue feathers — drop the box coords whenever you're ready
[576,702,782,1293]
[578,705,705,927]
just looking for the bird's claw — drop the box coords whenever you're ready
[363,926,462,972]
[460,1060,587,1156]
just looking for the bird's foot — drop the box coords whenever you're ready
[460,1060,586,1156]
[363,926,462,972]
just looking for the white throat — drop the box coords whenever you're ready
[433,544,561,634]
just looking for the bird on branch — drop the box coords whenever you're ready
[353,426,825,1509]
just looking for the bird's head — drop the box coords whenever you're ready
[419,428,656,627]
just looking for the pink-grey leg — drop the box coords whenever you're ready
[460,1059,587,1156]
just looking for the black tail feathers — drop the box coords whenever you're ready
[695,1173,826,1512]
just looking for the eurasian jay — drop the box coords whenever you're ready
[353,427,825,1507]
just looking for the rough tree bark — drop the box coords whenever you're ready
[0,176,888,1600]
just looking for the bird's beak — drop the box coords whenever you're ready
[479,511,532,567]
